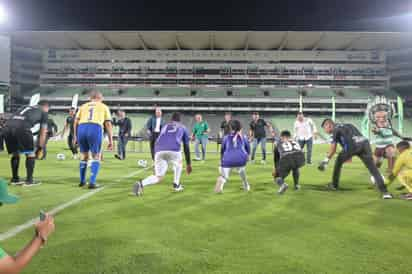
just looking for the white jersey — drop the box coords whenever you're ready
[294,118,317,141]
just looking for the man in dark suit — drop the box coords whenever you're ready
[113,110,132,160]
[146,107,165,160]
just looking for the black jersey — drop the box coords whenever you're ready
[220,120,231,136]
[250,119,268,138]
[7,105,48,136]
[66,115,75,135]
[332,123,367,153]
[276,140,303,158]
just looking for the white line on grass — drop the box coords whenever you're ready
[0,166,151,242]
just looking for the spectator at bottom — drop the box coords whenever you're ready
[0,179,55,274]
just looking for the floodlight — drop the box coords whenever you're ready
[0,5,8,24]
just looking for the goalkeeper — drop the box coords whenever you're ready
[318,119,392,199]
[388,141,412,200]
[2,101,49,186]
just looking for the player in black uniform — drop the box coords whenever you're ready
[273,130,305,194]
[60,107,78,159]
[41,118,58,160]
[318,119,392,199]
[2,101,49,186]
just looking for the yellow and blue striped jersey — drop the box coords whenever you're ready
[76,101,111,127]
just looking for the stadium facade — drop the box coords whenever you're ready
[5,31,412,118]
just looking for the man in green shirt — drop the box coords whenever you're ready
[192,114,210,161]
[0,179,55,274]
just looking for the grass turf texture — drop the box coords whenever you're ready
[0,141,412,274]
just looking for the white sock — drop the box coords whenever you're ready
[142,175,159,187]
[239,168,249,187]
[173,164,183,185]
[218,176,227,192]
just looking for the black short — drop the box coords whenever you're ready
[3,123,35,154]
[277,152,305,178]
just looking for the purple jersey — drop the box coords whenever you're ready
[155,122,190,153]
[221,134,250,168]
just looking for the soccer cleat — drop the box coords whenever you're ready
[326,183,338,191]
[243,183,251,192]
[194,157,202,161]
[23,180,42,187]
[261,160,266,165]
[400,193,412,200]
[114,154,122,160]
[10,178,24,186]
[88,184,101,190]
[79,183,86,187]
[382,193,393,199]
[294,184,301,191]
[278,183,288,194]
[173,183,184,192]
[132,180,144,196]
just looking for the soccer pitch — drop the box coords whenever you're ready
[1,142,412,274]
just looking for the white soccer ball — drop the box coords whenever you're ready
[370,174,385,185]
[137,159,148,168]
[56,153,66,161]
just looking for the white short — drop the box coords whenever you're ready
[154,151,183,177]
[220,166,246,179]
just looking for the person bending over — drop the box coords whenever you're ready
[3,101,49,186]
[73,90,113,189]
[273,130,305,194]
[318,119,392,199]
[388,141,412,200]
[133,112,192,196]
[215,120,251,193]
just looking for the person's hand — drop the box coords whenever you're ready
[318,158,329,171]
[372,127,378,134]
[35,147,44,160]
[72,136,77,146]
[107,142,113,151]
[124,133,129,137]
[272,168,278,178]
[186,165,192,175]
[35,214,55,242]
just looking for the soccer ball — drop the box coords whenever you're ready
[137,159,148,168]
[370,174,385,185]
[56,153,66,161]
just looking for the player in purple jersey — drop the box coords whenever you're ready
[133,112,192,196]
[215,120,251,193]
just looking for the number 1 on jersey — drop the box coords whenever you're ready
[88,108,94,121]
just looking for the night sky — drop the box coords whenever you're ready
[2,0,412,31]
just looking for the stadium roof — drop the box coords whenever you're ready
[10,31,412,51]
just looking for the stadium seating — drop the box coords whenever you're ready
[29,86,400,100]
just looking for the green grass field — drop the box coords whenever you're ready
[1,141,412,274]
